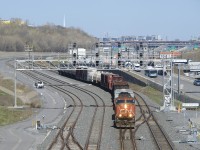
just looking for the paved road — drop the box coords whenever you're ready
[129,69,200,100]
[0,58,66,150]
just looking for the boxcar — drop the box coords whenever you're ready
[76,66,88,81]
[100,72,129,92]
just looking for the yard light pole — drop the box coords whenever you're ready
[14,59,17,108]
[178,65,181,94]
[13,59,22,108]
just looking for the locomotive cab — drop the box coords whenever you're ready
[114,89,136,128]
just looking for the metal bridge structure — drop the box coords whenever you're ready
[13,56,188,112]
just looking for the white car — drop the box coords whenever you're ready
[35,81,44,88]
[133,63,141,72]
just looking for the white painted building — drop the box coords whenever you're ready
[70,48,86,57]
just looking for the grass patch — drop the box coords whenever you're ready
[0,106,32,126]
[141,86,163,105]
[126,71,148,84]
[129,81,181,109]
[0,79,14,91]
[0,91,6,96]
[29,99,42,108]
[0,79,31,93]
[0,90,23,106]
[129,82,162,104]
[0,74,42,125]
[128,81,145,91]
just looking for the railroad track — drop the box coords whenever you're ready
[18,69,106,150]
[119,123,136,150]
[31,70,106,149]
[135,92,175,150]
[6,60,175,149]
[6,61,108,149]
[21,70,84,149]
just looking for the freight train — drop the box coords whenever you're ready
[58,65,136,127]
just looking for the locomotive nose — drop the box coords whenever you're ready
[128,113,133,118]
[117,104,134,118]
[124,104,127,109]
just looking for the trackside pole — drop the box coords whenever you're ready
[160,59,176,112]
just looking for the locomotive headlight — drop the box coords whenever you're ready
[119,114,122,117]
[124,104,127,109]
[129,114,133,118]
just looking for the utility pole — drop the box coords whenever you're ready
[178,65,181,94]
[13,58,22,108]
[160,58,176,111]
[14,58,17,108]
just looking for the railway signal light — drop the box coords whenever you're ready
[73,42,76,48]
[140,42,143,48]
[95,43,99,48]
[96,61,99,66]
[118,52,121,58]
[73,61,76,66]
[136,45,140,50]
[140,61,143,66]
[118,60,121,66]
[117,42,121,48]
[139,53,143,57]
[73,53,76,58]
[96,53,99,57]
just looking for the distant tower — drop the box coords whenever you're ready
[63,15,66,28]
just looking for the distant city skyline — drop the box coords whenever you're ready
[0,0,200,40]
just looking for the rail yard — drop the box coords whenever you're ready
[1,0,200,149]
[0,51,200,150]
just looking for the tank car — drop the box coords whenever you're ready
[87,68,102,84]
[114,89,135,127]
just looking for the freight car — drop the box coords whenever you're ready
[58,64,76,78]
[87,69,102,84]
[58,67,135,128]
[76,66,88,81]
[100,72,129,93]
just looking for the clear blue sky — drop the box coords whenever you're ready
[1,0,199,40]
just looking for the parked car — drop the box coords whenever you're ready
[144,66,157,78]
[133,63,141,72]
[193,79,200,86]
[157,70,167,76]
[35,81,44,88]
